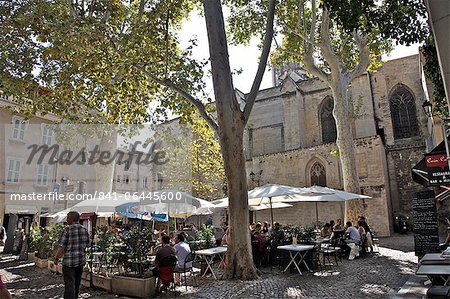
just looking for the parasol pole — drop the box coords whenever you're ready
[270,197,274,227]
[315,202,319,224]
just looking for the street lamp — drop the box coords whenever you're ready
[422,100,433,118]
[249,171,255,181]
[61,176,70,209]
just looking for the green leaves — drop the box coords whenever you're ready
[422,36,448,117]
[323,0,429,45]
[158,113,226,201]
[0,0,204,125]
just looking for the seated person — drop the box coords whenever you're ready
[358,216,373,252]
[330,220,335,228]
[333,218,344,230]
[221,228,230,246]
[320,223,332,238]
[345,221,361,243]
[154,235,177,291]
[174,234,192,285]
[262,221,271,234]
[252,224,267,265]
[174,234,191,269]
[344,221,361,260]
[152,232,168,254]
[357,220,367,254]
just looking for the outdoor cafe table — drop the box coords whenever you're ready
[194,246,227,280]
[277,244,315,275]
[416,264,450,285]
[420,253,450,265]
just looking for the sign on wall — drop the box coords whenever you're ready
[412,140,450,187]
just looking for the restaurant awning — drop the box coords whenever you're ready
[5,205,38,214]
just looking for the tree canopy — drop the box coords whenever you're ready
[0,0,206,124]
[1,0,277,280]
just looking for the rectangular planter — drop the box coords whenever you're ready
[81,270,91,288]
[48,260,58,272]
[35,258,48,268]
[81,270,91,280]
[92,274,112,292]
[28,252,35,262]
[111,275,156,298]
[81,278,91,288]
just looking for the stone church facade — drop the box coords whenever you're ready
[242,55,428,236]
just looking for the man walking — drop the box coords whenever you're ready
[54,211,90,299]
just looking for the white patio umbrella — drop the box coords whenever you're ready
[300,186,372,223]
[249,202,293,211]
[139,190,215,218]
[246,184,329,225]
[210,198,292,210]
[43,208,71,224]
[70,193,140,213]
[247,184,329,205]
[297,186,371,202]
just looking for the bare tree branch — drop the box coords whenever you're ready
[317,8,340,73]
[133,64,219,132]
[243,0,276,122]
[348,30,370,81]
[299,0,329,83]
[285,27,318,46]
[302,52,330,82]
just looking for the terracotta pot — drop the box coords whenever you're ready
[48,260,58,272]
[35,258,48,268]
[57,263,63,274]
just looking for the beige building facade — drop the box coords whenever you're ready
[242,55,429,237]
[0,97,61,225]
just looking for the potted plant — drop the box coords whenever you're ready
[92,226,117,292]
[29,225,42,262]
[111,226,156,298]
[298,225,318,244]
[32,225,53,268]
[193,225,217,275]
[47,224,66,273]
[195,225,216,250]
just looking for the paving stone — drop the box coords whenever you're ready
[0,234,423,298]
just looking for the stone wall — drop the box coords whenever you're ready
[246,136,391,236]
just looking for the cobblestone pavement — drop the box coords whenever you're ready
[0,234,423,299]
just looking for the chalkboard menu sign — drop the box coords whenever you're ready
[412,190,440,257]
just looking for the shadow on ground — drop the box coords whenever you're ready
[0,234,421,299]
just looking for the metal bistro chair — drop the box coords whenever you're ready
[320,242,340,267]
[174,252,197,291]
[306,243,323,272]
[158,255,178,295]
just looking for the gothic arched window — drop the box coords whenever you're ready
[310,162,326,186]
[320,97,337,144]
[389,85,419,139]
